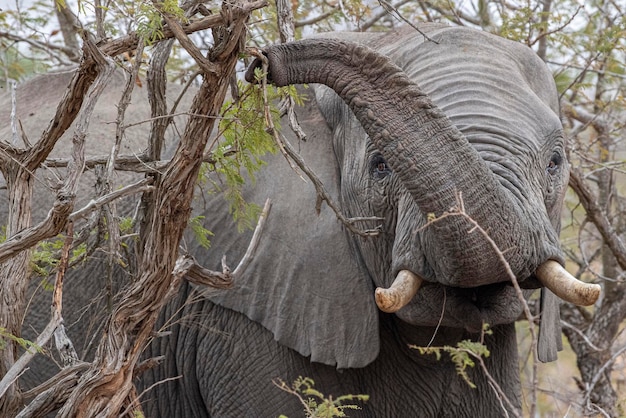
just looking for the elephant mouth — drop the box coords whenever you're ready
[375,262,599,324]
[394,281,528,332]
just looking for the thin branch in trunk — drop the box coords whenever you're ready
[0,222,75,399]
[69,178,154,223]
[419,192,534,417]
[569,168,626,272]
[250,50,382,237]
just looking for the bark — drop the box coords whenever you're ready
[0,169,33,414]
[0,37,114,417]
[53,2,81,61]
[56,2,257,416]
[535,0,552,61]
[137,39,174,262]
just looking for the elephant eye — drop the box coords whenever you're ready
[547,152,562,175]
[371,155,392,179]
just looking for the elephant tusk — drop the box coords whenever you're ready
[375,270,423,313]
[535,260,601,306]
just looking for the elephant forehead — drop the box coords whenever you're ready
[378,27,561,149]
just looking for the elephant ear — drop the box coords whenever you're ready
[538,288,563,362]
[195,87,379,369]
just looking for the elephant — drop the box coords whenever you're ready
[138,24,599,417]
[7,23,600,417]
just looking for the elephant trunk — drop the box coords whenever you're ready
[245,39,568,291]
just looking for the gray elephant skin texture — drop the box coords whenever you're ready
[144,25,570,417]
[15,24,572,417]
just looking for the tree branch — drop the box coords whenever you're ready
[0,223,76,400]
[181,198,272,288]
[69,178,154,222]
[569,169,626,272]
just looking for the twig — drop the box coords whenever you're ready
[359,0,413,32]
[178,198,272,288]
[69,178,154,222]
[419,191,533,417]
[377,0,439,43]
[0,31,76,65]
[583,343,626,407]
[295,6,338,28]
[560,320,606,352]
[120,375,182,418]
[249,49,382,237]
[470,352,517,418]
[272,378,315,416]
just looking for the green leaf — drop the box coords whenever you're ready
[0,327,42,353]
[188,216,214,249]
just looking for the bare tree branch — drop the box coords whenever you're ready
[180,198,271,289]
[0,223,76,399]
[359,0,413,32]
[569,169,626,272]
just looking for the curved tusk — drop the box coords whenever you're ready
[375,270,423,313]
[536,260,601,306]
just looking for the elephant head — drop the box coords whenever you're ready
[201,25,598,369]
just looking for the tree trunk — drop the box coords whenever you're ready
[56,3,255,416]
[0,169,33,415]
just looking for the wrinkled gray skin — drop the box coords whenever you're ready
[13,24,569,417]
[141,25,569,417]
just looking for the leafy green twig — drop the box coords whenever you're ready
[274,376,369,418]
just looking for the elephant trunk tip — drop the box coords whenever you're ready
[245,47,291,86]
[245,52,268,84]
